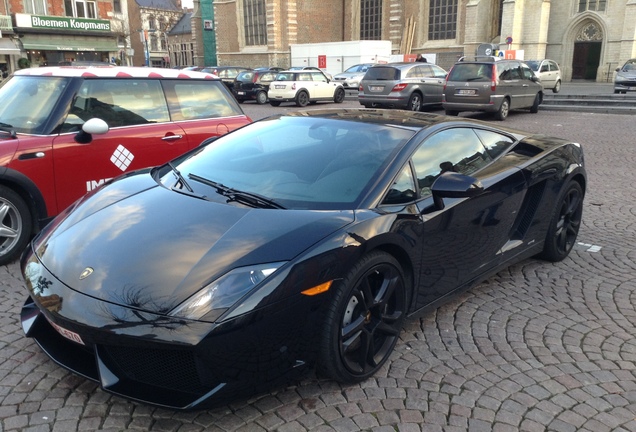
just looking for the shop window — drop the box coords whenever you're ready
[243,0,267,46]
[578,0,606,12]
[429,0,458,40]
[360,0,382,40]
[25,0,47,15]
[65,0,96,18]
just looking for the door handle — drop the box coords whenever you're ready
[162,135,183,141]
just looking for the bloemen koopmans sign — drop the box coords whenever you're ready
[15,14,111,32]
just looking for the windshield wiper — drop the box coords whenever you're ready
[168,162,194,192]
[0,123,17,139]
[189,173,285,209]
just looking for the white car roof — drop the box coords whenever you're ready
[14,66,219,79]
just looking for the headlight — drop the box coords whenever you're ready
[169,262,286,322]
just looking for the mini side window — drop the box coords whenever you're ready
[165,80,243,120]
[65,79,169,130]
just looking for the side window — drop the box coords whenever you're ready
[382,164,417,205]
[509,63,522,79]
[473,129,516,159]
[164,80,242,120]
[65,79,169,130]
[521,64,534,80]
[310,72,327,82]
[431,64,447,78]
[412,128,492,196]
[540,62,549,72]
[498,63,511,80]
[299,73,312,81]
[406,67,420,78]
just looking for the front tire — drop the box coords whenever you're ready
[537,181,584,262]
[530,93,541,113]
[318,251,407,383]
[334,87,345,103]
[295,91,310,107]
[269,101,281,107]
[0,186,32,266]
[494,98,510,121]
[553,80,561,93]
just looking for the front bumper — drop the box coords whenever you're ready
[614,80,636,92]
[20,250,319,410]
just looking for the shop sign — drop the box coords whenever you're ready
[15,13,111,32]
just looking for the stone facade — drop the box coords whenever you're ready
[213,0,636,82]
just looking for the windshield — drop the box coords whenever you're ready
[0,76,70,134]
[345,64,371,73]
[167,116,414,210]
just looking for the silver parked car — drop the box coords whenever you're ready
[614,58,636,94]
[526,59,562,93]
[442,57,543,121]
[358,62,447,111]
[333,63,375,89]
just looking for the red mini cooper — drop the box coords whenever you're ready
[0,66,252,265]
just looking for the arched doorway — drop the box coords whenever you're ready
[571,22,602,80]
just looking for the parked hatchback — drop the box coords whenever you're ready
[200,66,250,90]
[614,58,636,93]
[526,59,562,93]
[232,68,280,104]
[442,57,543,120]
[268,70,345,106]
[0,66,251,265]
[358,62,447,111]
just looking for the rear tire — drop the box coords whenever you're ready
[317,251,407,383]
[295,91,310,107]
[494,98,510,121]
[255,91,267,105]
[537,181,584,262]
[0,186,32,266]
[407,93,422,111]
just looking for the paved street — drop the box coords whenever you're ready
[2,100,636,431]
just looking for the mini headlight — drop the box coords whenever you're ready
[169,262,286,322]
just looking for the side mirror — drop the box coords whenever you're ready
[75,118,109,144]
[429,172,484,210]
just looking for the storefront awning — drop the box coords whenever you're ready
[20,33,118,51]
[0,38,21,55]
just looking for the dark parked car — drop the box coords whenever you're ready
[358,62,448,111]
[614,58,636,93]
[21,108,585,410]
[443,56,543,120]
[200,66,251,90]
[232,67,282,104]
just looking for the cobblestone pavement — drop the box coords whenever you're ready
[2,105,635,431]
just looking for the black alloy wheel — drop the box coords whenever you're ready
[295,91,310,107]
[318,251,407,382]
[334,87,345,103]
[538,181,584,262]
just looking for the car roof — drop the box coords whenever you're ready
[14,66,219,79]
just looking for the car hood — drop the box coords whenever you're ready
[34,173,355,311]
